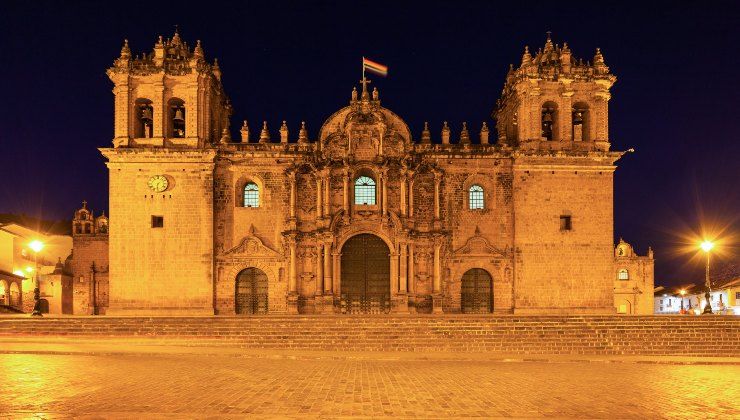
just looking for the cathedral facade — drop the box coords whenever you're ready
[102,31,636,315]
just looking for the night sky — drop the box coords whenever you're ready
[1,1,738,286]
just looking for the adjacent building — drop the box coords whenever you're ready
[613,239,654,314]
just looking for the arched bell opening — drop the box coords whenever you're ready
[541,101,559,141]
[460,268,493,314]
[572,102,590,141]
[235,267,268,315]
[340,233,390,314]
[168,98,186,138]
[134,98,154,138]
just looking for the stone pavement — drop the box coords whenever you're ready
[0,341,738,418]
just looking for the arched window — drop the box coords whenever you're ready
[572,102,590,141]
[541,101,558,141]
[618,269,629,280]
[469,185,484,210]
[134,98,153,138]
[168,98,186,138]
[354,176,376,205]
[243,183,260,207]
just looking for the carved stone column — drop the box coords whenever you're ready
[342,167,350,213]
[433,170,442,220]
[153,82,165,138]
[322,170,330,217]
[390,246,398,295]
[288,172,297,219]
[432,236,443,313]
[408,243,415,295]
[381,168,388,216]
[315,243,323,296]
[400,170,407,216]
[323,242,332,294]
[399,242,408,293]
[315,176,323,219]
[408,172,415,218]
[287,236,299,314]
[332,251,341,296]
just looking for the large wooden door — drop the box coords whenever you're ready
[340,234,390,313]
[235,268,268,315]
[461,268,492,314]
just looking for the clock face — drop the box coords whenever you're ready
[147,175,169,192]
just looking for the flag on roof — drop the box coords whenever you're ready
[363,57,388,77]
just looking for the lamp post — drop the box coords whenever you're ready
[700,240,714,315]
[28,240,44,317]
[680,289,686,313]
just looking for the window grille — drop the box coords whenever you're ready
[354,176,376,205]
[469,185,484,210]
[244,183,260,207]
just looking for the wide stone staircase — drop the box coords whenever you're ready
[0,315,737,356]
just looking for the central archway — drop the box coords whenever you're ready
[235,267,268,315]
[340,233,390,313]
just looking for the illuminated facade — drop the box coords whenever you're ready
[102,30,641,315]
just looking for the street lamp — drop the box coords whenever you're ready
[28,240,44,317]
[700,240,714,315]
[680,289,686,313]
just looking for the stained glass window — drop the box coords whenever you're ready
[469,185,484,210]
[244,183,260,207]
[354,176,376,205]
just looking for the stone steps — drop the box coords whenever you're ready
[0,315,737,356]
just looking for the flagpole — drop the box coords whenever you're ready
[362,56,365,81]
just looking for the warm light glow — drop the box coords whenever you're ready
[25,266,33,273]
[680,289,686,296]
[13,270,26,277]
[700,240,715,253]
[29,240,44,253]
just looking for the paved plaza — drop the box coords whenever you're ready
[1,345,738,419]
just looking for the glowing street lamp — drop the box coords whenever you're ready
[28,240,45,317]
[700,240,714,315]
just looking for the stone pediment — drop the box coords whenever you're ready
[223,226,282,259]
[453,227,508,258]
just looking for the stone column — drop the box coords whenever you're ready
[289,239,298,294]
[390,246,398,294]
[322,171,330,217]
[315,243,323,296]
[381,168,388,216]
[289,172,297,219]
[399,242,408,293]
[400,170,407,216]
[153,82,165,138]
[323,242,332,294]
[343,167,350,213]
[315,177,323,219]
[332,251,341,295]
[408,244,415,295]
[408,174,415,218]
[433,241,441,294]
[433,170,442,220]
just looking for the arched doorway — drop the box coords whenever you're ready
[235,267,268,315]
[341,234,390,313]
[9,282,21,308]
[461,268,492,314]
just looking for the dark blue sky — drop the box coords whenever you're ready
[1,1,738,286]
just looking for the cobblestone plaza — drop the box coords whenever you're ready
[1,348,738,418]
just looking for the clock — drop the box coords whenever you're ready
[147,175,169,192]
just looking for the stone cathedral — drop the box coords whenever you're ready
[102,30,650,316]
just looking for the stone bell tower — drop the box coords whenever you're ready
[102,30,230,315]
[107,29,232,148]
[494,33,615,151]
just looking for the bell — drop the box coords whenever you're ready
[173,108,184,122]
[141,107,152,120]
[543,112,553,123]
[573,111,583,124]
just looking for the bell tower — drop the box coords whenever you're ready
[494,34,616,151]
[107,30,232,148]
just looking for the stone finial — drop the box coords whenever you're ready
[240,120,249,143]
[560,42,572,73]
[593,47,609,74]
[212,58,222,81]
[544,31,554,52]
[280,120,289,143]
[459,122,470,144]
[193,40,204,59]
[421,122,431,144]
[351,87,358,101]
[120,39,131,59]
[521,45,531,66]
[441,121,451,145]
[480,122,489,145]
[259,121,270,143]
[298,121,308,143]
[372,87,379,101]
[220,128,231,144]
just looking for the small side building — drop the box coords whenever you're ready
[70,201,110,314]
[614,239,654,314]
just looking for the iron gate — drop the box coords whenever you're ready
[235,267,269,315]
[340,234,391,314]
[461,268,492,314]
